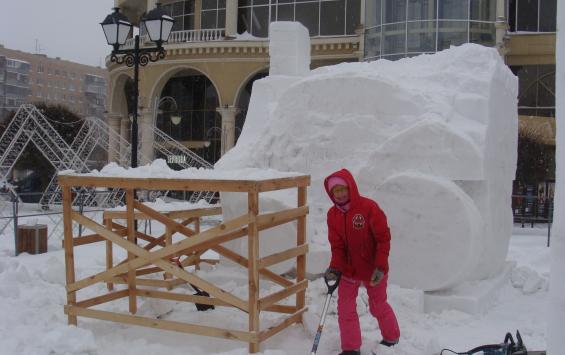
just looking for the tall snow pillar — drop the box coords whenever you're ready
[217,105,239,156]
[269,22,310,76]
[548,1,565,353]
[107,113,121,163]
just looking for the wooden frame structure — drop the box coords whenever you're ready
[59,174,310,353]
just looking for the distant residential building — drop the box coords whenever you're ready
[0,45,109,122]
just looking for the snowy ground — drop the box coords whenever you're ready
[0,215,549,355]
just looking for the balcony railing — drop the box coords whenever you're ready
[120,29,226,50]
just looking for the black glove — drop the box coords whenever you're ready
[369,268,385,286]
[324,267,339,282]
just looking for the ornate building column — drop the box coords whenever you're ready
[495,0,508,56]
[120,116,130,166]
[140,108,155,164]
[225,0,238,38]
[107,113,122,164]
[216,105,240,156]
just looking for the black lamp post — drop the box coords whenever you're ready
[101,4,174,168]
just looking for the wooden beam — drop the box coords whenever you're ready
[62,186,77,325]
[258,307,307,342]
[296,186,307,313]
[137,289,232,307]
[256,206,309,231]
[111,277,173,288]
[58,175,261,192]
[258,244,309,270]
[248,191,260,353]
[134,201,196,238]
[105,218,114,291]
[64,306,255,342]
[213,245,293,288]
[126,189,137,315]
[258,280,308,311]
[68,213,250,293]
[256,175,311,192]
[76,290,129,308]
[263,304,298,314]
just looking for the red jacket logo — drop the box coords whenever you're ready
[352,214,365,230]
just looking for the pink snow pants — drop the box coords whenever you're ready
[337,274,400,351]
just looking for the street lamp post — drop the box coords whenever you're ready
[101,5,174,168]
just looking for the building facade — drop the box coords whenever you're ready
[109,0,555,165]
[0,45,109,122]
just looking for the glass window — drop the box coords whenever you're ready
[439,0,469,20]
[383,23,406,55]
[407,21,436,53]
[470,0,495,21]
[277,4,294,21]
[384,0,406,23]
[539,0,556,32]
[321,0,346,36]
[183,15,194,30]
[252,5,270,37]
[408,0,437,21]
[346,0,361,34]
[517,0,538,31]
[238,7,252,33]
[437,21,468,50]
[296,2,320,36]
[202,0,218,10]
[469,22,495,46]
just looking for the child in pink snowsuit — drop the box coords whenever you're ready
[324,169,400,355]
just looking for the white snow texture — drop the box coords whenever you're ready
[216,22,518,291]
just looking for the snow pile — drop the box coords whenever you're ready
[268,22,310,76]
[217,27,518,291]
[106,197,216,212]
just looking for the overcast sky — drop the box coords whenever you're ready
[0,0,116,67]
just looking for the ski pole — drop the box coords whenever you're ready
[310,271,341,355]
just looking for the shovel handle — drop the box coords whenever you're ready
[324,271,341,295]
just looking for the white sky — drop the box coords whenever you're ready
[0,0,116,67]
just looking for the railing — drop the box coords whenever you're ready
[512,194,553,246]
[119,29,226,50]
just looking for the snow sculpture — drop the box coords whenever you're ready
[216,21,518,291]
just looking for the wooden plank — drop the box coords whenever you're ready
[126,189,137,314]
[134,201,196,238]
[164,226,173,280]
[68,213,250,293]
[248,191,260,353]
[296,186,307,313]
[258,307,308,342]
[62,186,77,325]
[138,289,232,307]
[105,218,114,291]
[167,207,222,219]
[213,245,293,288]
[256,175,311,192]
[142,217,195,251]
[256,206,309,231]
[135,230,165,247]
[64,306,255,342]
[58,175,259,192]
[263,304,297,314]
[71,234,104,246]
[111,277,173,288]
[76,290,129,308]
[258,280,308,311]
[258,244,309,270]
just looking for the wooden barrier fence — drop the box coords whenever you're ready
[58,174,310,353]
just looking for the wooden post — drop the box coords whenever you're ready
[164,226,173,281]
[62,186,77,325]
[248,190,260,353]
[296,187,307,314]
[105,218,114,291]
[126,189,137,314]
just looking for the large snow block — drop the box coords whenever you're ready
[269,22,310,76]
[216,44,518,292]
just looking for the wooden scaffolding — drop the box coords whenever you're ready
[59,173,310,353]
